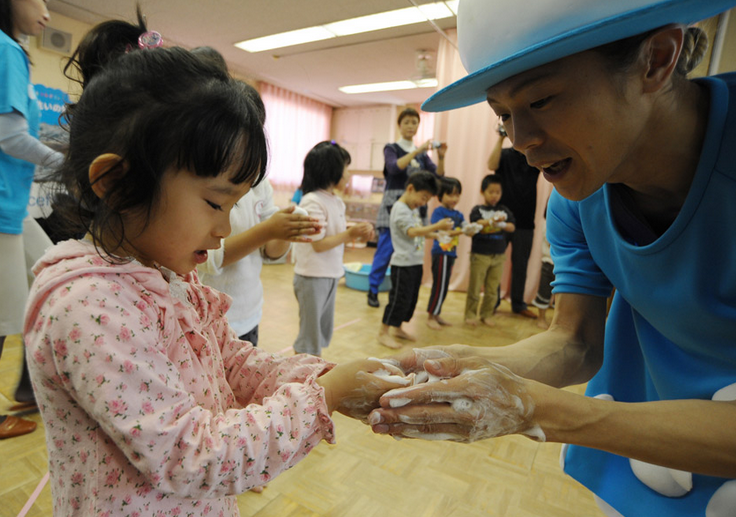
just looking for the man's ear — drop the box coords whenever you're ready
[641,25,684,94]
[88,154,127,199]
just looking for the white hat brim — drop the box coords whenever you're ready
[422,0,736,112]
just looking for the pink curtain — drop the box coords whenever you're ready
[427,30,553,304]
[260,82,333,189]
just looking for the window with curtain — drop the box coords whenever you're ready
[260,82,333,189]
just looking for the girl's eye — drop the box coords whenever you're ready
[530,96,551,109]
[206,200,223,211]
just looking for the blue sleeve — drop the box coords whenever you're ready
[0,41,30,117]
[547,190,613,297]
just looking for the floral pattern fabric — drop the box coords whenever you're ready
[23,240,335,517]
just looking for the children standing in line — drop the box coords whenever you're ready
[379,171,454,349]
[293,141,374,356]
[426,177,471,330]
[465,174,516,327]
[22,26,399,516]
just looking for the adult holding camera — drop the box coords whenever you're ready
[367,107,445,307]
[369,0,736,515]
[487,123,540,318]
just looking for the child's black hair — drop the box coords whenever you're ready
[63,6,148,92]
[300,141,351,195]
[406,171,439,196]
[397,107,420,125]
[52,35,267,260]
[438,177,462,200]
[481,174,503,192]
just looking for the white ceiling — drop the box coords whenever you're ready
[47,0,458,108]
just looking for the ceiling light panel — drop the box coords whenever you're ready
[235,2,456,53]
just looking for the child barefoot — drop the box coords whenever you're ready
[23,19,400,516]
[379,171,453,348]
[426,177,477,330]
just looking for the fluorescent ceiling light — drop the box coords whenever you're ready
[235,1,456,53]
[339,78,438,94]
[234,26,335,52]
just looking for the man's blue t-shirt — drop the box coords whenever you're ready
[548,73,736,516]
[0,31,40,234]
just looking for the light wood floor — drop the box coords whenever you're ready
[0,246,605,517]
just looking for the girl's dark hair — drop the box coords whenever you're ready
[191,46,228,72]
[481,174,502,191]
[438,177,462,199]
[0,0,15,42]
[398,107,420,125]
[52,42,267,260]
[63,7,148,92]
[2,0,28,58]
[300,141,351,194]
[406,170,439,195]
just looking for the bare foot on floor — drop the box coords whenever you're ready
[426,318,443,330]
[394,328,416,341]
[250,484,266,494]
[378,333,402,349]
[481,317,496,327]
[435,315,453,326]
[465,319,478,327]
[536,319,549,330]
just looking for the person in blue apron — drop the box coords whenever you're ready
[368,1,736,515]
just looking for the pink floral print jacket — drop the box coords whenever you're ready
[23,240,335,517]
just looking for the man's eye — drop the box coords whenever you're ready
[206,200,223,211]
[531,96,551,109]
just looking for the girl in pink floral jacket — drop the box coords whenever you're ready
[23,17,399,517]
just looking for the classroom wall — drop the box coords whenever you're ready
[26,12,92,97]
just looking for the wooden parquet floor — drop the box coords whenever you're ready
[0,246,605,517]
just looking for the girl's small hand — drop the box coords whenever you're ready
[317,359,412,422]
[267,206,321,242]
[369,357,545,443]
[348,222,374,242]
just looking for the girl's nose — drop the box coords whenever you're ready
[214,215,232,240]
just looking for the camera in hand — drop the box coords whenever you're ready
[432,141,443,148]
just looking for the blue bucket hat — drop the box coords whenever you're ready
[422,0,736,112]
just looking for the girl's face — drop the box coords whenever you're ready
[124,166,251,275]
[482,183,502,206]
[441,189,460,210]
[11,0,50,38]
[335,164,349,192]
[398,115,420,141]
[486,50,648,201]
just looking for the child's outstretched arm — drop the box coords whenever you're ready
[407,217,454,238]
[310,222,374,253]
[316,359,411,422]
[222,206,321,266]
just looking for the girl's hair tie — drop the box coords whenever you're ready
[138,31,163,49]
